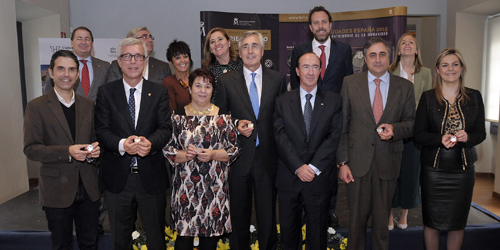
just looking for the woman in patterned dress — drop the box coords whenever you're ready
[201,27,241,102]
[163,68,240,250]
[414,49,485,250]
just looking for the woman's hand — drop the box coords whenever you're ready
[441,134,456,149]
[455,130,468,143]
[197,149,215,162]
[185,144,198,161]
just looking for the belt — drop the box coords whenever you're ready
[130,166,139,174]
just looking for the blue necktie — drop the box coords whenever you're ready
[129,88,137,166]
[304,94,312,141]
[249,73,259,146]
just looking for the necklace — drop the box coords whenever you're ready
[176,74,189,89]
[187,103,214,114]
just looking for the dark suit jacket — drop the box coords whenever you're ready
[24,89,100,208]
[290,39,353,94]
[274,88,342,192]
[95,79,171,194]
[336,72,415,180]
[106,57,172,84]
[42,56,110,102]
[215,67,287,176]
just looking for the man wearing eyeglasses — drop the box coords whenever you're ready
[215,31,286,250]
[43,26,110,102]
[107,27,172,84]
[95,38,171,250]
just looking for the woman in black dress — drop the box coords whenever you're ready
[414,48,486,250]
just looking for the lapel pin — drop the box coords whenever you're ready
[321,103,324,106]
[148,93,151,96]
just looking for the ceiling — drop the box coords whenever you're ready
[15,0,56,22]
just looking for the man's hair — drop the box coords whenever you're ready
[296,52,321,69]
[127,27,149,38]
[70,26,94,42]
[238,31,265,51]
[49,50,79,71]
[363,37,391,57]
[308,6,332,25]
[117,38,148,59]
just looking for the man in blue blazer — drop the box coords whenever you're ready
[290,5,353,226]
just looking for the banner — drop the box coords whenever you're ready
[38,38,121,88]
[200,7,407,85]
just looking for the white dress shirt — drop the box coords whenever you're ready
[312,37,331,69]
[298,86,321,176]
[119,79,144,155]
[243,65,263,105]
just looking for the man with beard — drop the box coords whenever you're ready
[107,27,171,84]
[289,5,354,227]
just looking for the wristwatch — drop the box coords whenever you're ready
[337,161,347,168]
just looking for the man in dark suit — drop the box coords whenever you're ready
[215,31,287,250]
[290,6,353,94]
[24,50,101,250]
[107,27,172,84]
[290,7,353,225]
[43,26,110,102]
[95,38,171,250]
[336,37,415,250]
[274,52,342,250]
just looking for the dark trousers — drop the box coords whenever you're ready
[106,173,166,250]
[345,162,397,250]
[279,188,331,250]
[44,183,99,250]
[229,147,277,250]
[329,168,339,213]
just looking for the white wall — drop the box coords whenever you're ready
[69,0,447,69]
[0,1,29,204]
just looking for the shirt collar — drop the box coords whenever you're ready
[368,70,390,84]
[300,85,318,99]
[54,88,75,108]
[313,37,331,49]
[76,55,92,63]
[123,78,144,94]
[243,64,262,77]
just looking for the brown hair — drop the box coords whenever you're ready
[433,48,469,105]
[189,68,214,88]
[389,33,423,74]
[201,27,239,69]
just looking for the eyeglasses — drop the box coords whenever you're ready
[119,54,146,61]
[136,34,154,40]
[240,43,261,51]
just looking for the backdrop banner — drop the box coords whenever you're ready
[201,6,407,87]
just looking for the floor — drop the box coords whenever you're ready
[472,174,500,216]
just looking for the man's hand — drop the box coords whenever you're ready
[339,164,355,184]
[124,136,139,155]
[238,120,254,138]
[377,123,394,141]
[136,136,151,157]
[442,134,456,149]
[296,164,315,182]
[88,142,100,158]
[69,144,89,162]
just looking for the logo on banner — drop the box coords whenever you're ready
[233,18,239,25]
[200,22,205,36]
[264,59,273,68]
[50,46,72,53]
[110,48,116,53]
[232,18,255,26]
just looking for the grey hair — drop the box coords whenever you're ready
[126,27,149,38]
[238,31,265,51]
[117,38,148,59]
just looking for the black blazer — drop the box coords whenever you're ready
[215,67,287,176]
[95,79,171,194]
[290,39,353,94]
[274,87,342,192]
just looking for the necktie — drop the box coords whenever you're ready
[80,60,90,97]
[249,73,259,146]
[129,88,137,166]
[319,45,326,79]
[373,79,383,124]
[304,94,313,141]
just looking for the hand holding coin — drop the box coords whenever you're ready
[134,137,141,143]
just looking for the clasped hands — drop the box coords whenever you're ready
[69,142,100,162]
[238,120,254,138]
[297,164,316,182]
[124,136,151,157]
[184,144,215,162]
[442,130,468,149]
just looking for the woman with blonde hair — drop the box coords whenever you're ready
[414,48,485,250]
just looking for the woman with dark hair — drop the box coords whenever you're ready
[415,48,485,250]
[201,27,241,101]
[163,68,240,250]
[388,33,432,230]
[162,40,193,110]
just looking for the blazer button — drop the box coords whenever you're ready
[372,143,375,146]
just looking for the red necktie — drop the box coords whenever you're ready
[80,60,90,97]
[319,45,326,79]
[373,78,383,124]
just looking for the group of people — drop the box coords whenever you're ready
[23,5,485,250]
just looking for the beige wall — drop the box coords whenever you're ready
[0,1,29,204]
